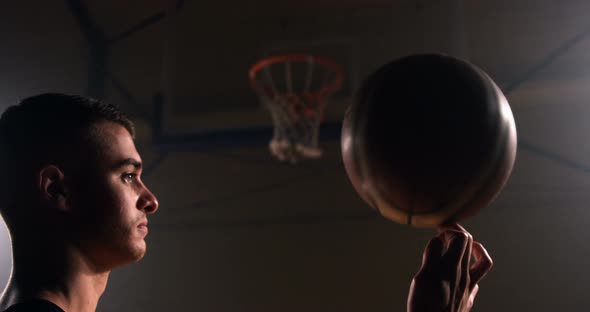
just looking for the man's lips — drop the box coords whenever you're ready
[137,220,149,233]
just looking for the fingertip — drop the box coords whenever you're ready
[437,222,467,233]
[437,224,472,245]
[442,230,469,258]
[441,228,470,246]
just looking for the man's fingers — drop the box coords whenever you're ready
[421,235,444,267]
[458,231,473,291]
[436,231,467,311]
[437,223,469,251]
[469,241,493,289]
[416,226,491,312]
[467,284,480,310]
[442,230,469,266]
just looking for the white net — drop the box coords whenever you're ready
[250,55,343,163]
[260,94,324,163]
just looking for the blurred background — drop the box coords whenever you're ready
[1,0,590,311]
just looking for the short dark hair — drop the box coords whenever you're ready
[0,93,135,221]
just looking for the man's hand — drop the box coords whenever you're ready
[407,224,493,312]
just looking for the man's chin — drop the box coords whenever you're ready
[129,240,147,262]
[111,240,147,267]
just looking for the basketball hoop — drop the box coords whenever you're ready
[249,54,344,163]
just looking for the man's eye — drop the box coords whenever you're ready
[122,173,137,183]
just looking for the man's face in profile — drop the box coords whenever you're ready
[67,121,159,270]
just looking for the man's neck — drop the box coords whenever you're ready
[37,270,109,312]
[0,242,111,312]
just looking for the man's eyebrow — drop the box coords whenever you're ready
[114,158,142,170]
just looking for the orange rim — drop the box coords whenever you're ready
[249,54,345,98]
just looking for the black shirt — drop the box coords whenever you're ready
[2,300,64,312]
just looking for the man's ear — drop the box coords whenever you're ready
[38,165,68,211]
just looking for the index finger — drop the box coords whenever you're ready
[437,222,467,233]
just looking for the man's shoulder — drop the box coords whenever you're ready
[2,300,64,312]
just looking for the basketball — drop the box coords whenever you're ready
[342,54,517,228]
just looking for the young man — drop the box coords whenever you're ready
[0,94,158,312]
[0,93,490,312]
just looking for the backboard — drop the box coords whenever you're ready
[152,2,359,152]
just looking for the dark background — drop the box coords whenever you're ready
[1,0,590,311]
